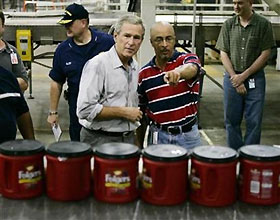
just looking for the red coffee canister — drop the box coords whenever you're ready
[141,144,189,205]
[238,145,280,205]
[93,142,140,203]
[46,141,92,201]
[190,146,238,207]
[0,139,44,199]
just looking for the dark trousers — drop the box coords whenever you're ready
[80,127,135,148]
[68,94,82,141]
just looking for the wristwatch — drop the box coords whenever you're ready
[49,111,58,116]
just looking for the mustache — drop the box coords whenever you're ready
[161,49,170,53]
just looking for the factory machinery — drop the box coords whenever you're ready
[2,0,280,97]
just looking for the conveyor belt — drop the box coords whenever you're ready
[3,12,126,43]
[3,11,280,44]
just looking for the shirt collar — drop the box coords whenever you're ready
[110,46,136,70]
[234,15,239,25]
[249,11,257,26]
[88,28,98,43]
[69,28,97,48]
[234,11,256,26]
[0,40,12,53]
[149,50,179,67]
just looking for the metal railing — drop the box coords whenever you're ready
[156,2,277,16]
[22,0,129,12]
[4,0,277,15]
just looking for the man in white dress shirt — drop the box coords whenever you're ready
[77,15,145,146]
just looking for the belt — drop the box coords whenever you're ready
[153,118,196,135]
[84,127,133,137]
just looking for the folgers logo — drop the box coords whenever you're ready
[190,168,201,189]
[141,168,152,189]
[18,165,42,184]
[105,170,131,188]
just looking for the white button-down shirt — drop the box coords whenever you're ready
[77,46,139,132]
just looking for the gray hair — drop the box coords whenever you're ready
[114,15,145,37]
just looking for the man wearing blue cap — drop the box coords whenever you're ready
[47,3,114,141]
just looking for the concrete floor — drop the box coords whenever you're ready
[1,46,280,220]
[1,195,280,220]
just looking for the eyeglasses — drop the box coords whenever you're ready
[153,36,175,44]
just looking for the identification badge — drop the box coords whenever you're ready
[152,131,158,145]
[10,53,18,64]
[249,78,255,89]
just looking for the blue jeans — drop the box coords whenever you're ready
[223,71,265,150]
[148,124,201,150]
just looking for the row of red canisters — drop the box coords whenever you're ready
[0,140,280,206]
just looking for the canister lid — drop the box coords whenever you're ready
[94,142,140,159]
[192,146,238,163]
[239,145,280,161]
[46,141,92,157]
[0,139,44,156]
[143,144,188,161]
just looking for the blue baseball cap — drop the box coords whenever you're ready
[58,3,89,25]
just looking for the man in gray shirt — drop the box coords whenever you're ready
[0,11,28,92]
[77,15,145,146]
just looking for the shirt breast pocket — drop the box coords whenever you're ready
[248,36,259,48]
[106,74,127,101]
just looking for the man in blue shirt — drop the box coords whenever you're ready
[0,66,34,144]
[47,3,114,141]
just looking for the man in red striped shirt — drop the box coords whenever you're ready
[137,21,202,149]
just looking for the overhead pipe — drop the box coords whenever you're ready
[191,0,197,53]
[263,0,280,15]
